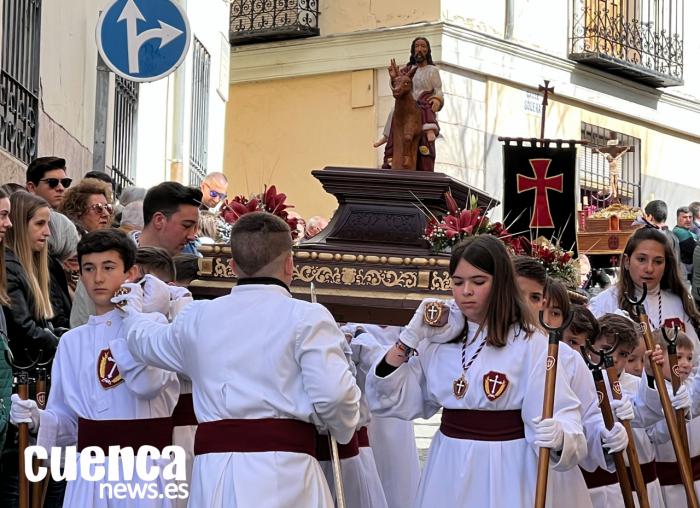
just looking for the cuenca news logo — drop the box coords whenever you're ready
[25,445,189,500]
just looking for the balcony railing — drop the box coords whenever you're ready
[569,0,683,87]
[230,0,319,45]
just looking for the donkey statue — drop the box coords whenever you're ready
[389,59,423,170]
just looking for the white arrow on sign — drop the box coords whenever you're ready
[118,0,184,74]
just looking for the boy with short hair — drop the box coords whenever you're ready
[585,314,681,507]
[9,229,179,507]
[648,328,697,506]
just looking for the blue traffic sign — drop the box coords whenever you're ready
[96,0,191,82]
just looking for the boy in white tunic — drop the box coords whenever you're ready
[118,211,361,508]
[367,236,587,508]
[9,229,180,507]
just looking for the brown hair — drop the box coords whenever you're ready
[618,227,699,324]
[567,305,599,343]
[136,246,175,283]
[5,191,53,319]
[651,328,694,351]
[449,235,535,347]
[173,254,199,284]
[544,278,570,318]
[0,187,10,305]
[598,313,640,351]
[59,178,112,229]
[229,212,292,277]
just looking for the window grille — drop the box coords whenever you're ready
[111,76,139,197]
[189,38,210,187]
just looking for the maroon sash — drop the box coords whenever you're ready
[440,409,525,441]
[78,417,173,453]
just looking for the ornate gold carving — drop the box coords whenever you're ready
[198,257,213,276]
[295,251,311,260]
[417,270,430,288]
[294,265,419,289]
[431,272,452,291]
[213,258,235,278]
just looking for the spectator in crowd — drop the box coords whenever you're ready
[25,156,70,209]
[136,182,202,256]
[113,186,146,227]
[83,170,113,186]
[118,200,144,234]
[691,243,700,309]
[200,172,228,210]
[134,246,175,284]
[305,215,329,239]
[644,199,681,266]
[173,254,199,287]
[673,205,698,281]
[689,201,700,237]
[48,210,80,329]
[59,178,113,236]
[2,191,61,361]
[0,188,12,462]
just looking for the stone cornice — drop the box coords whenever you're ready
[229,21,700,139]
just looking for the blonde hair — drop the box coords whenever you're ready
[6,191,53,319]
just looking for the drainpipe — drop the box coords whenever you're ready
[505,0,514,40]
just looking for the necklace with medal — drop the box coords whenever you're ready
[453,326,488,399]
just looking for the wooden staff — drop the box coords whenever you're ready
[31,367,47,508]
[580,344,635,508]
[625,284,699,508]
[534,310,573,508]
[589,338,650,507]
[661,325,691,459]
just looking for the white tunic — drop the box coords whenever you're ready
[355,325,421,508]
[124,282,361,508]
[589,286,700,348]
[366,323,587,508]
[650,378,700,506]
[586,372,666,508]
[38,310,180,507]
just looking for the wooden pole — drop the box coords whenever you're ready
[661,326,691,459]
[16,371,30,508]
[31,368,47,508]
[626,285,699,508]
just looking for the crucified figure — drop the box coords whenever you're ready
[593,143,632,202]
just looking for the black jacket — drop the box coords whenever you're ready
[48,255,72,330]
[2,248,58,362]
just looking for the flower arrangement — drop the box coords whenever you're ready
[527,236,580,289]
[218,185,300,242]
[423,192,523,254]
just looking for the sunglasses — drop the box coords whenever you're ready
[39,178,72,189]
[208,190,227,200]
[85,203,113,215]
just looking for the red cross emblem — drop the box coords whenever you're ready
[516,159,563,228]
[483,371,509,401]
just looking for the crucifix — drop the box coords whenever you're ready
[488,376,505,393]
[593,136,633,203]
[517,159,563,228]
[538,80,554,140]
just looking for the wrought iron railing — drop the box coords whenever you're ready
[569,0,684,87]
[189,38,210,188]
[0,0,41,164]
[230,0,319,45]
[111,76,139,197]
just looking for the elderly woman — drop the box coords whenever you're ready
[59,177,113,236]
[48,211,80,329]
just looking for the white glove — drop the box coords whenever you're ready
[611,396,634,421]
[110,282,144,315]
[168,284,192,300]
[532,416,564,451]
[10,394,41,431]
[671,384,691,412]
[601,422,629,454]
[141,274,171,315]
[399,298,465,349]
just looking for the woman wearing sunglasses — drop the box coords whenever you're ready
[59,177,113,236]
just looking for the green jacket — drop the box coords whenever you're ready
[0,310,11,454]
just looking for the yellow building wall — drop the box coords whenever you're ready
[224,72,377,219]
[319,0,440,36]
[485,80,700,189]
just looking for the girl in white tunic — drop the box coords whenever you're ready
[589,226,700,346]
[365,235,587,508]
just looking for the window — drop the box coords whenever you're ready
[579,122,641,207]
[0,0,42,164]
[112,76,139,197]
[189,38,210,187]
